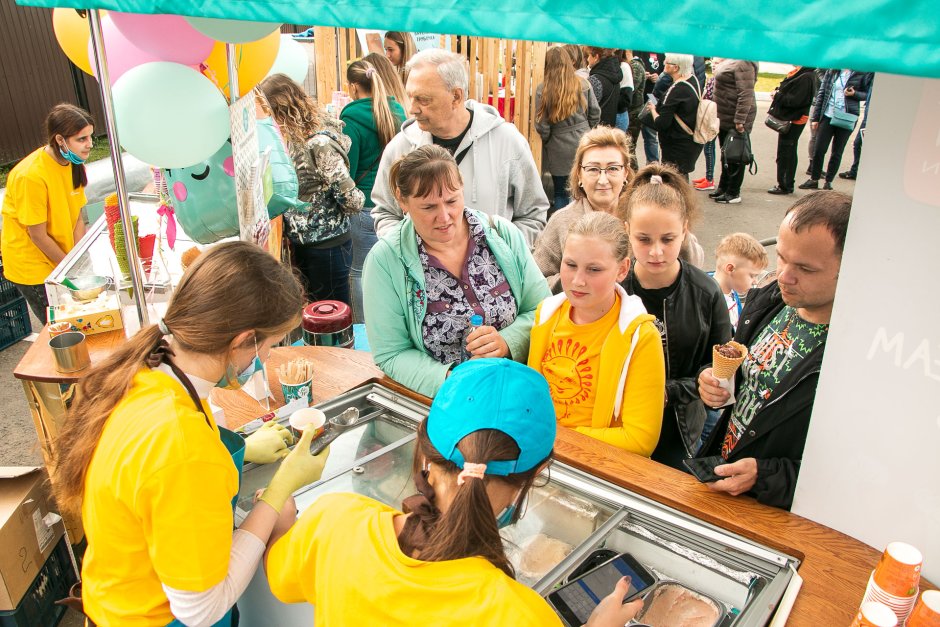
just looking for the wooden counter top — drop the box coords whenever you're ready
[14,326,128,383]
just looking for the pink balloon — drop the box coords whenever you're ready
[89,14,162,84]
[109,12,214,65]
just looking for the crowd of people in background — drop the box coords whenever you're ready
[3,31,870,626]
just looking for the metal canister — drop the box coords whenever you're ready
[49,331,90,373]
[302,301,353,348]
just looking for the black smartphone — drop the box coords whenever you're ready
[683,455,726,483]
[547,553,656,626]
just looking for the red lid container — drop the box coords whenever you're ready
[302,301,352,334]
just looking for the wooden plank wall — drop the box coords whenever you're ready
[0,2,104,165]
[313,29,547,171]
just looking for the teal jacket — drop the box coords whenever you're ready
[340,97,406,208]
[362,210,551,398]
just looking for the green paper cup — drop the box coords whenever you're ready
[281,376,313,406]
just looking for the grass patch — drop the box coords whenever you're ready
[0,136,112,188]
[755,72,786,93]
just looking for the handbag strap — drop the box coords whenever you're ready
[354,153,382,185]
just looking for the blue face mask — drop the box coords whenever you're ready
[58,143,87,165]
[495,503,517,529]
[217,355,263,390]
[495,491,526,529]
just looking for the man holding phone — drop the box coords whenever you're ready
[696,191,851,510]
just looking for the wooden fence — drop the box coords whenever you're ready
[312,28,548,170]
[0,2,106,165]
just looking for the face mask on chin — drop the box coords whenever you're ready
[216,337,263,390]
[494,490,526,529]
[58,142,86,165]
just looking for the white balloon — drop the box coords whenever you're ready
[267,35,310,84]
[185,16,281,43]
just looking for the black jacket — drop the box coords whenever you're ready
[768,67,816,121]
[701,283,827,510]
[811,70,874,121]
[654,79,704,174]
[589,56,623,127]
[623,260,732,469]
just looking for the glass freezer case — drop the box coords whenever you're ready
[236,383,800,627]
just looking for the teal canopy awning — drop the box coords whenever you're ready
[16,0,940,77]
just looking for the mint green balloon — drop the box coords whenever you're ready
[185,16,281,43]
[112,62,230,169]
[267,35,309,84]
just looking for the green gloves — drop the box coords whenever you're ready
[259,427,330,513]
[244,421,294,464]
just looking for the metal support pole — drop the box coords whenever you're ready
[87,10,149,328]
[226,43,240,103]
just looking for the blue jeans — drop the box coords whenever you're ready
[349,208,378,323]
[292,238,352,305]
[698,407,723,454]
[615,111,629,133]
[641,124,660,163]
[703,138,716,181]
[551,175,571,212]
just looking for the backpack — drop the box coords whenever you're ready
[672,76,719,144]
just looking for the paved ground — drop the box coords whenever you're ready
[0,98,858,626]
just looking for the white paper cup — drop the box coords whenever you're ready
[289,407,326,439]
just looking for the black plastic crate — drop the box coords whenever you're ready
[0,259,21,305]
[0,297,31,351]
[0,536,78,627]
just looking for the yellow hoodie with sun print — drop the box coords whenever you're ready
[528,285,665,455]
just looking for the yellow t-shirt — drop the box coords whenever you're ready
[266,493,563,627]
[0,147,85,284]
[81,369,239,627]
[540,297,621,427]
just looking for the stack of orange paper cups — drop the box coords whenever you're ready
[907,590,940,627]
[862,542,923,625]
[850,602,898,627]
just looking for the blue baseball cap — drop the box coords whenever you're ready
[426,359,556,475]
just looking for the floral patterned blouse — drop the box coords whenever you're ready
[418,209,518,364]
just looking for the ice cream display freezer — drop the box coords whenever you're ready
[235,383,800,626]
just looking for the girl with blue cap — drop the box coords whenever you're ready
[265,358,643,625]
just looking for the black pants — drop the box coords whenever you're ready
[848,128,864,176]
[12,281,47,326]
[717,130,746,196]
[775,122,807,191]
[810,115,854,183]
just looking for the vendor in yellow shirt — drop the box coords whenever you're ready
[1,104,93,323]
[51,242,330,627]
[529,212,665,455]
[265,359,643,626]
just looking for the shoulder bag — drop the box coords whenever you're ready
[764,114,791,134]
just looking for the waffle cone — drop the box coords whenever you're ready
[712,341,748,379]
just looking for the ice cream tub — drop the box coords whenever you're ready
[633,581,724,627]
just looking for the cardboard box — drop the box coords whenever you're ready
[50,293,123,337]
[0,468,67,611]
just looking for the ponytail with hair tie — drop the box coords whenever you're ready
[649,174,663,184]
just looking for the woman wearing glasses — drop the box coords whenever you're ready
[533,127,632,293]
[644,54,703,181]
[363,146,549,398]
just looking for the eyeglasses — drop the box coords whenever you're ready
[580,164,626,178]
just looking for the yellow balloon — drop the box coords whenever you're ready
[203,30,280,98]
[52,8,93,75]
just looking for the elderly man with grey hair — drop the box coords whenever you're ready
[370,49,548,246]
[644,53,704,179]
